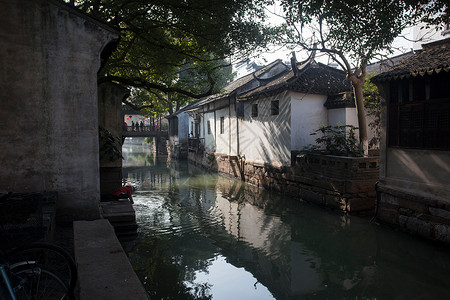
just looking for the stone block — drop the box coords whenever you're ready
[301,188,324,205]
[347,197,375,212]
[377,205,399,225]
[434,224,450,244]
[345,180,377,194]
[398,198,427,213]
[398,208,413,216]
[429,207,450,221]
[400,215,432,237]
[74,220,148,300]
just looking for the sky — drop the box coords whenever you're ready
[233,4,449,78]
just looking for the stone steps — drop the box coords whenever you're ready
[100,201,138,237]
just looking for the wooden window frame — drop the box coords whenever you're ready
[388,73,450,150]
[220,117,224,134]
[251,103,258,117]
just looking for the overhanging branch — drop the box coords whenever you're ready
[99,75,215,99]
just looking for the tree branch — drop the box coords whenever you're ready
[99,75,215,99]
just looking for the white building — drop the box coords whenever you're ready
[237,55,357,167]
[185,59,289,156]
[188,53,379,168]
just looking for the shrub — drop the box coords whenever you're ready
[303,125,363,157]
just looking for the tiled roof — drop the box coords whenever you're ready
[372,37,450,82]
[185,59,288,111]
[238,60,351,100]
[324,92,355,109]
[366,52,414,76]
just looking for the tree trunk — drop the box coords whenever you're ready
[352,77,368,156]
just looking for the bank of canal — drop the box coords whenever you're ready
[121,140,450,299]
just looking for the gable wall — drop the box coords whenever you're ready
[290,92,328,151]
[239,91,291,167]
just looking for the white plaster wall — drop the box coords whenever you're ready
[215,105,234,155]
[328,107,378,149]
[290,93,328,151]
[385,149,450,199]
[239,91,291,167]
[204,111,216,152]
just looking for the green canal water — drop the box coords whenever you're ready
[121,140,450,299]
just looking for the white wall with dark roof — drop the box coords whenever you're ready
[290,92,328,151]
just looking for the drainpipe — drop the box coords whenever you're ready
[228,97,231,155]
[236,98,240,156]
[214,102,217,151]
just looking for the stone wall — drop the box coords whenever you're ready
[98,82,129,195]
[188,151,379,214]
[0,0,118,222]
[377,184,450,244]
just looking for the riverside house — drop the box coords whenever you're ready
[184,59,289,158]
[237,53,357,167]
[187,53,380,213]
[372,38,450,244]
[188,52,380,169]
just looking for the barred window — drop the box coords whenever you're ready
[388,72,450,150]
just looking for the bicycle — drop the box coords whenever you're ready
[0,193,78,299]
[0,241,77,300]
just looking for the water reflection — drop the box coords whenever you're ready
[121,140,450,299]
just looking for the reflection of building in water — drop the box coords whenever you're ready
[210,176,326,298]
[127,159,450,299]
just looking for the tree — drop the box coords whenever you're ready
[279,0,449,155]
[70,0,282,113]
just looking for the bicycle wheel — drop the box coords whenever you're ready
[4,242,77,295]
[9,265,69,300]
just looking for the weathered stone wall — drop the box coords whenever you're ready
[98,82,129,195]
[0,0,117,221]
[377,184,450,244]
[189,151,379,214]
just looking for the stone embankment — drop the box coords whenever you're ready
[376,185,450,244]
[74,219,148,300]
[189,152,379,214]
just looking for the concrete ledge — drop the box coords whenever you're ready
[74,219,148,300]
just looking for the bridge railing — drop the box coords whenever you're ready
[123,125,165,132]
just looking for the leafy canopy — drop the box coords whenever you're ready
[280,0,449,66]
[71,0,283,114]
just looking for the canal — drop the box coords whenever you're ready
[121,140,450,299]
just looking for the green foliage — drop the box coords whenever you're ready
[71,0,283,114]
[364,73,381,149]
[280,0,449,64]
[99,126,122,161]
[303,125,363,157]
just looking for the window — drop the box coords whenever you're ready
[388,72,450,150]
[207,120,211,135]
[251,103,258,117]
[271,100,279,115]
[220,117,224,134]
